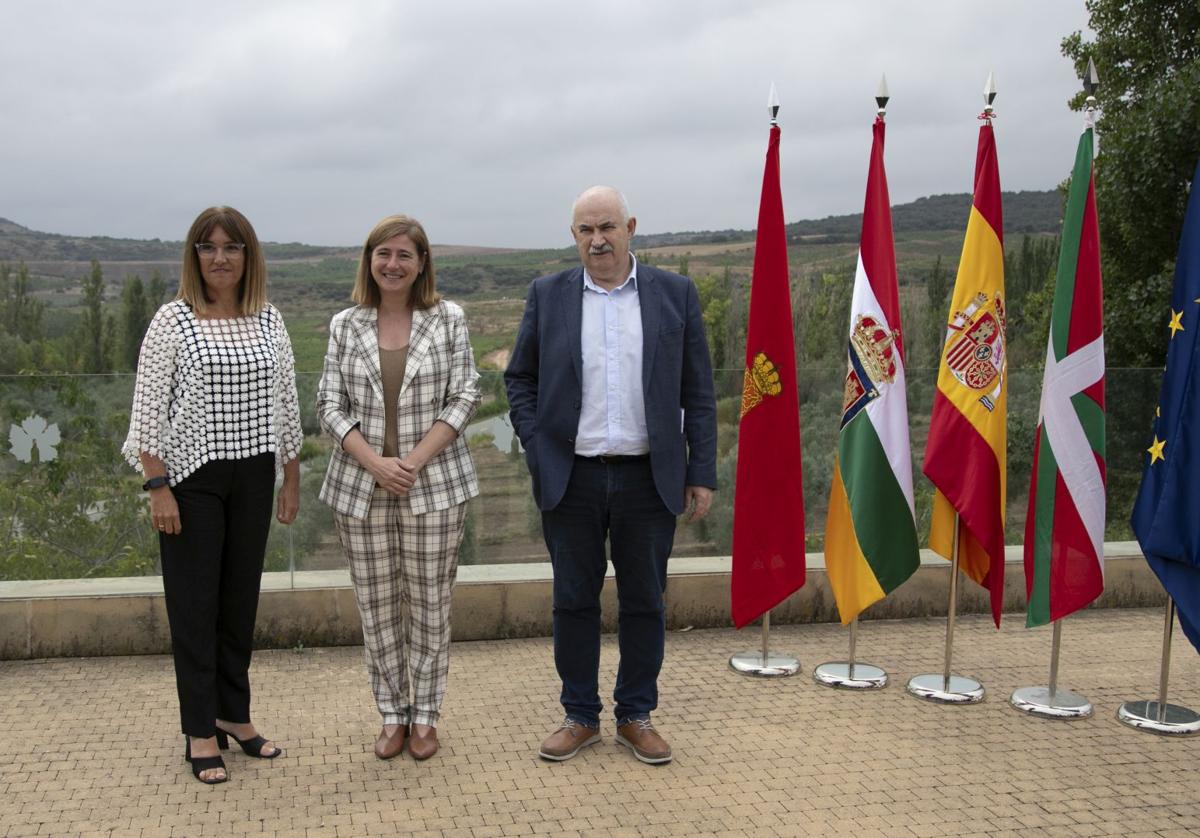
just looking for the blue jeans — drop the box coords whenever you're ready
[541,457,676,727]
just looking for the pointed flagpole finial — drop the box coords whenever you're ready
[982,71,998,119]
[875,73,889,118]
[768,82,780,125]
[1083,57,1100,111]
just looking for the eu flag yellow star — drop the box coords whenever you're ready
[1148,435,1166,464]
[1169,309,1185,339]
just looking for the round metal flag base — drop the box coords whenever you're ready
[729,652,801,677]
[906,673,985,704]
[1009,686,1093,719]
[1117,700,1200,736]
[813,662,888,690]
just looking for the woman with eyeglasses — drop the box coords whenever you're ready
[317,214,480,762]
[122,206,303,784]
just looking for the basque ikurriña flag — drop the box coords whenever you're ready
[923,121,1008,626]
[731,123,806,628]
[1130,157,1200,655]
[1023,124,1106,628]
[824,116,920,624]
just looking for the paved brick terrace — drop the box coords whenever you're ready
[1,607,1197,837]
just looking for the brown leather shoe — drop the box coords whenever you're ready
[615,719,672,764]
[538,718,601,761]
[374,724,408,760]
[407,724,439,761]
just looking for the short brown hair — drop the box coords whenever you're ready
[352,215,441,309]
[177,206,267,316]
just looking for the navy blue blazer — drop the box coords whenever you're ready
[504,264,718,515]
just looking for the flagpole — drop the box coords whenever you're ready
[811,75,899,694]
[814,616,888,689]
[907,514,985,703]
[730,608,801,677]
[1010,618,1093,718]
[728,82,801,679]
[1117,598,1200,735]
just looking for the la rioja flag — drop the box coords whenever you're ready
[824,116,920,624]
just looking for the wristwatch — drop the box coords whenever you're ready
[142,475,170,491]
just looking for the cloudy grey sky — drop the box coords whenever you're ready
[2,1,1092,249]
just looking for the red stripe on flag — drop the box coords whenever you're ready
[972,124,1003,244]
[1046,468,1105,622]
[924,390,1005,625]
[859,117,904,362]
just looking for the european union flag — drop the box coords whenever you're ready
[1131,158,1200,655]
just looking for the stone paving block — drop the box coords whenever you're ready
[1,608,1198,836]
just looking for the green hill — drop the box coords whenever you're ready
[0,188,1061,263]
[0,218,349,262]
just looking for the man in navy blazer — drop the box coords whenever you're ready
[505,185,717,764]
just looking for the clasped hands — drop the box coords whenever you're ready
[372,454,424,495]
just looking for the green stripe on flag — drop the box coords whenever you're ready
[1051,129,1094,361]
[837,412,919,594]
[1028,425,1059,627]
[1071,391,1106,458]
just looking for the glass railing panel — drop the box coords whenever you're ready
[0,367,1163,584]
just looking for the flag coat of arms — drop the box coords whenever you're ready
[731,123,806,629]
[1130,157,1200,654]
[1023,124,1105,628]
[825,117,920,624]
[923,122,1008,626]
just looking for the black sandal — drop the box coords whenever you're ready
[216,727,281,759]
[184,737,228,784]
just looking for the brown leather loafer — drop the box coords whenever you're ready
[374,724,408,760]
[538,718,601,761]
[407,724,438,761]
[615,719,672,764]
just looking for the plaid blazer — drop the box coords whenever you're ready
[317,301,481,519]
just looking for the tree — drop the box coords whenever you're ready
[0,261,45,343]
[798,269,853,367]
[0,378,159,580]
[119,275,150,370]
[0,261,54,374]
[924,255,949,368]
[147,269,168,309]
[1062,0,1200,366]
[77,260,114,373]
[1003,234,1059,368]
[695,270,731,369]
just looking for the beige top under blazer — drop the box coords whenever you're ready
[317,300,481,519]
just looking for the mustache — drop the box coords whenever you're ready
[588,244,614,255]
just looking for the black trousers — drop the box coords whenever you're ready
[159,453,275,738]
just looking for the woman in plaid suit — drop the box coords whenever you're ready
[317,214,481,761]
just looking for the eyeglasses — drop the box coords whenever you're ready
[195,243,246,259]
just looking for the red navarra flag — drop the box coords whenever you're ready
[731,123,806,628]
[1023,123,1105,627]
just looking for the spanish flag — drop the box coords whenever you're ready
[731,122,806,628]
[824,116,920,624]
[923,121,1007,626]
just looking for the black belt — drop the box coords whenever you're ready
[576,454,649,464]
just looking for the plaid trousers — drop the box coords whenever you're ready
[334,488,467,728]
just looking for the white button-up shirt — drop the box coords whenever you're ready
[574,255,649,456]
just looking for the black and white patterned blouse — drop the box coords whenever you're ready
[122,300,303,485]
